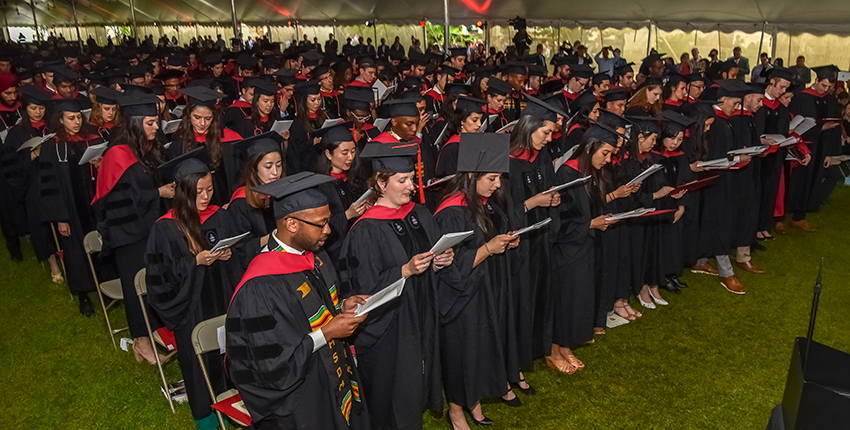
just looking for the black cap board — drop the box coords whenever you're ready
[54,99,82,113]
[602,87,630,103]
[457,133,509,173]
[486,78,513,96]
[48,65,80,83]
[437,64,459,76]
[382,99,420,118]
[570,64,594,79]
[224,131,283,187]
[158,146,212,182]
[252,79,280,97]
[448,47,466,58]
[614,62,635,76]
[118,93,160,117]
[626,116,665,134]
[661,110,695,133]
[344,87,374,111]
[717,79,752,99]
[253,171,335,219]
[522,93,568,122]
[91,87,120,105]
[20,84,52,106]
[314,122,355,142]
[180,86,222,107]
[360,142,419,173]
[294,80,321,96]
[812,65,840,81]
[456,95,487,113]
[444,83,472,97]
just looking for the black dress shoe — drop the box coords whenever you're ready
[79,294,94,317]
[671,275,688,288]
[470,415,494,426]
[660,278,681,294]
[501,395,522,407]
[512,380,536,395]
[752,242,767,252]
[9,247,23,261]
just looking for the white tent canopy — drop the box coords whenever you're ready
[2,0,850,32]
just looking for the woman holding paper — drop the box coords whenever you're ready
[551,137,619,373]
[145,155,241,429]
[170,88,243,205]
[234,79,280,139]
[315,125,370,264]
[88,87,121,141]
[338,143,455,430]
[38,100,105,316]
[226,133,285,264]
[92,94,172,364]
[286,81,328,174]
[3,85,62,282]
[434,96,486,178]
[434,134,522,429]
[625,80,664,117]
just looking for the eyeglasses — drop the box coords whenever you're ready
[351,113,372,122]
[289,216,330,229]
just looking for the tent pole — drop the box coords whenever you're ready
[443,0,449,52]
[716,27,721,58]
[29,0,40,41]
[557,19,561,47]
[757,21,766,59]
[485,19,490,53]
[128,0,138,44]
[422,20,426,48]
[373,20,377,47]
[2,3,10,43]
[787,32,792,64]
[645,21,651,56]
[230,0,238,40]
[770,26,777,60]
[71,0,83,50]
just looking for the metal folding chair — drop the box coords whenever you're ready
[134,268,178,413]
[82,231,127,348]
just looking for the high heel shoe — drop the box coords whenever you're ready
[132,338,158,365]
[545,355,576,374]
[648,289,669,306]
[501,391,522,407]
[51,272,64,284]
[638,293,656,309]
[470,415,494,427]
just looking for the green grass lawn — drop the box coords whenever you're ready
[3,187,850,430]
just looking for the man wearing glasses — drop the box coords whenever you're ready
[227,171,372,429]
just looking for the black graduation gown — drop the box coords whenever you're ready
[698,111,736,256]
[145,207,242,420]
[550,164,596,347]
[285,119,317,174]
[507,150,557,358]
[169,129,243,207]
[754,99,791,231]
[0,121,30,254]
[434,202,507,408]
[618,157,654,294]
[226,187,275,268]
[547,126,582,160]
[0,107,21,130]
[321,91,343,119]
[223,102,251,130]
[338,203,443,430]
[318,178,357,266]
[234,115,273,141]
[38,134,102,294]
[93,143,167,336]
[596,161,625,323]
[227,247,368,429]
[649,151,690,278]
[483,108,509,133]
[788,89,842,215]
[434,134,460,178]
[728,112,760,247]
[4,123,55,260]
[676,138,703,267]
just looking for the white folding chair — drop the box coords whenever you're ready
[82,231,127,348]
[134,268,178,413]
[192,315,251,429]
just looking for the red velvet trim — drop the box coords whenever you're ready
[354,201,415,226]
[231,250,316,303]
[510,148,539,163]
[92,145,137,204]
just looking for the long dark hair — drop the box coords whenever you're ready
[575,137,612,205]
[625,126,652,168]
[179,104,224,167]
[21,101,47,136]
[296,93,328,133]
[315,138,360,176]
[689,113,712,163]
[439,107,477,148]
[440,172,506,238]
[574,102,598,130]
[249,95,280,133]
[173,171,210,254]
[509,114,547,154]
[112,115,168,174]
[49,110,95,142]
[237,150,285,209]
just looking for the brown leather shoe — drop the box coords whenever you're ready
[720,276,745,294]
[790,220,815,232]
[737,261,766,274]
[774,222,787,235]
[690,262,719,276]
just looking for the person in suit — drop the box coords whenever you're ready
[324,34,338,55]
[728,47,750,81]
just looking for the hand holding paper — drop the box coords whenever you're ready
[354,278,406,317]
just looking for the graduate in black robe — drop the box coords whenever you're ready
[434,96,487,178]
[0,105,28,261]
[338,144,456,430]
[2,86,61,276]
[169,88,244,206]
[223,133,284,265]
[551,136,619,374]
[87,87,121,142]
[227,171,370,429]
[145,157,242,429]
[234,79,279,139]
[506,96,565,373]
[434,134,518,426]
[286,81,327,174]
[38,100,103,315]
[786,66,843,229]
[314,125,371,265]
[92,93,171,361]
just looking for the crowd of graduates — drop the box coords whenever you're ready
[0,33,848,430]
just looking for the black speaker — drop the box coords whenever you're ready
[779,337,850,430]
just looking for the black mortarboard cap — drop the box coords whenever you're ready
[272,68,297,86]
[603,87,630,103]
[314,122,354,143]
[448,47,467,58]
[584,120,626,146]
[719,59,739,74]
[812,65,840,81]
[626,115,665,134]
[718,79,752,99]
[486,78,512,96]
[20,84,52,106]
[237,53,259,69]
[455,95,486,112]
[500,61,527,76]
[117,92,160,117]
[437,64,459,76]
[766,67,795,83]
[614,62,635,76]
[597,108,629,129]
[126,64,150,80]
[382,99,420,118]
[254,172,335,219]
[252,78,280,97]
[457,133,509,173]
[641,53,666,65]
[180,86,222,107]
[158,146,211,182]
[344,86,374,111]
[224,132,284,187]
[387,49,405,61]
[529,64,547,77]
[48,65,80,83]
[301,51,323,68]
[409,52,428,66]
[294,80,320,96]
[361,142,419,173]
[522,94,568,122]
[397,89,423,102]
[540,79,566,94]
[552,54,578,67]
[661,110,695,133]
[591,72,611,85]
[204,52,224,65]
[54,99,82,113]
[570,64,594,79]
[444,83,472,97]
[91,86,120,105]
[157,69,183,82]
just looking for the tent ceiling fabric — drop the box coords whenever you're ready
[2,0,850,32]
